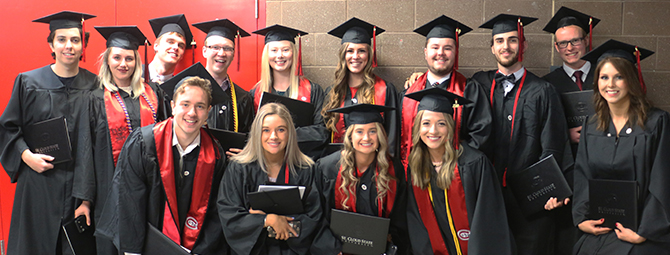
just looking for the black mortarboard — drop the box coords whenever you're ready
[95,26,147,50]
[327,104,394,126]
[414,15,472,39]
[193,19,250,42]
[404,87,472,115]
[582,39,654,93]
[160,62,226,106]
[148,14,193,48]
[253,24,308,44]
[480,14,537,36]
[328,17,384,67]
[33,11,96,32]
[544,7,600,51]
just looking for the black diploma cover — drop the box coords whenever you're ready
[507,155,573,216]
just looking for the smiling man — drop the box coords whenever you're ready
[106,76,229,255]
[472,14,571,255]
[399,15,492,169]
[147,14,193,84]
[193,19,254,134]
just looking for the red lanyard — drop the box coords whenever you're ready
[489,69,527,140]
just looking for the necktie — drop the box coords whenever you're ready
[573,70,584,91]
[432,82,439,87]
[495,73,516,84]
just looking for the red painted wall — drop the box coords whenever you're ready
[0,0,266,252]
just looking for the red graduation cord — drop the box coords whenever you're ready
[635,47,647,94]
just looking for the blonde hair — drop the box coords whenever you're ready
[232,103,313,173]
[97,47,145,98]
[338,122,393,210]
[173,76,213,106]
[409,110,462,189]
[322,43,376,132]
[254,41,301,99]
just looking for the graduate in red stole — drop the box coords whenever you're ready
[404,88,513,255]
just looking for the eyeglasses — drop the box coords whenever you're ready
[556,38,584,49]
[206,45,234,53]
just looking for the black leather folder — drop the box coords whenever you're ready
[24,116,72,164]
[208,128,247,151]
[588,179,638,231]
[330,209,390,255]
[62,215,96,255]
[143,223,190,255]
[507,155,572,216]
[258,92,314,127]
[560,91,595,128]
[247,187,304,215]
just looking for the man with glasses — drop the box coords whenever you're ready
[193,19,255,138]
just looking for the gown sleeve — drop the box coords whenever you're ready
[295,81,328,144]
[383,82,400,158]
[0,74,32,182]
[462,78,493,154]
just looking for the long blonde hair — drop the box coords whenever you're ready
[322,43,377,132]
[338,122,393,210]
[232,103,313,173]
[409,110,462,189]
[255,41,301,99]
[97,47,145,98]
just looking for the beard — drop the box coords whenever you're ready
[496,50,519,68]
[427,61,453,77]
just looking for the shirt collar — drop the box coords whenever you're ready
[427,72,451,86]
[220,76,230,91]
[499,67,525,83]
[562,61,591,80]
[172,124,201,157]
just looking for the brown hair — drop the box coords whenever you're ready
[47,29,89,60]
[174,76,213,106]
[592,57,651,131]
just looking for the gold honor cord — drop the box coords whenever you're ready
[428,184,464,255]
[229,75,239,132]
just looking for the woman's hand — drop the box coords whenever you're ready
[404,72,424,89]
[544,197,570,210]
[264,214,296,240]
[21,149,54,173]
[226,148,243,158]
[74,200,92,226]
[614,222,646,244]
[578,218,612,236]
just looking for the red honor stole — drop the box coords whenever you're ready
[401,72,467,171]
[153,118,216,250]
[332,76,387,143]
[333,159,397,218]
[253,77,312,111]
[104,83,158,166]
[412,165,470,255]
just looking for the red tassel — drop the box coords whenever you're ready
[144,40,149,83]
[517,18,524,63]
[635,46,646,94]
[236,30,241,72]
[454,28,460,71]
[372,26,378,68]
[589,17,593,51]
[296,34,303,76]
[81,17,86,62]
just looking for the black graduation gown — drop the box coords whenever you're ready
[472,69,571,255]
[399,77,492,155]
[313,152,409,254]
[405,144,514,255]
[542,65,595,255]
[208,80,255,133]
[217,160,323,255]
[95,123,228,254]
[0,65,98,255]
[324,78,400,157]
[250,81,328,159]
[87,84,171,255]
[572,109,670,254]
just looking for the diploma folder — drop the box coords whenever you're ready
[248,186,305,215]
[207,128,247,152]
[24,116,72,164]
[143,223,190,255]
[560,91,595,128]
[330,209,390,255]
[507,155,572,216]
[258,92,314,127]
[62,215,96,255]
[588,179,638,231]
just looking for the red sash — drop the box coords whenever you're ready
[253,77,312,111]
[412,165,470,255]
[153,118,216,250]
[333,159,397,218]
[104,83,158,166]
[400,72,467,171]
[332,76,387,143]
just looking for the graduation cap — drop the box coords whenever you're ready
[160,62,227,106]
[480,14,537,62]
[327,104,394,127]
[253,24,309,76]
[543,7,601,51]
[193,19,251,71]
[34,11,96,62]
[148,14,194,48]
[414,15,473,71]
[581,39,655,94]
[96,26,151,81]
[328,17,384,67]
[404,87,472,116]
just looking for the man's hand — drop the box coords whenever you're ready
[569,126,582,143]
[404,72,424,89]
[21,149,54,173]
[74,200,92,226]
[544,197,570,210]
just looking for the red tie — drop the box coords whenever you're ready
[574,70,584,91]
